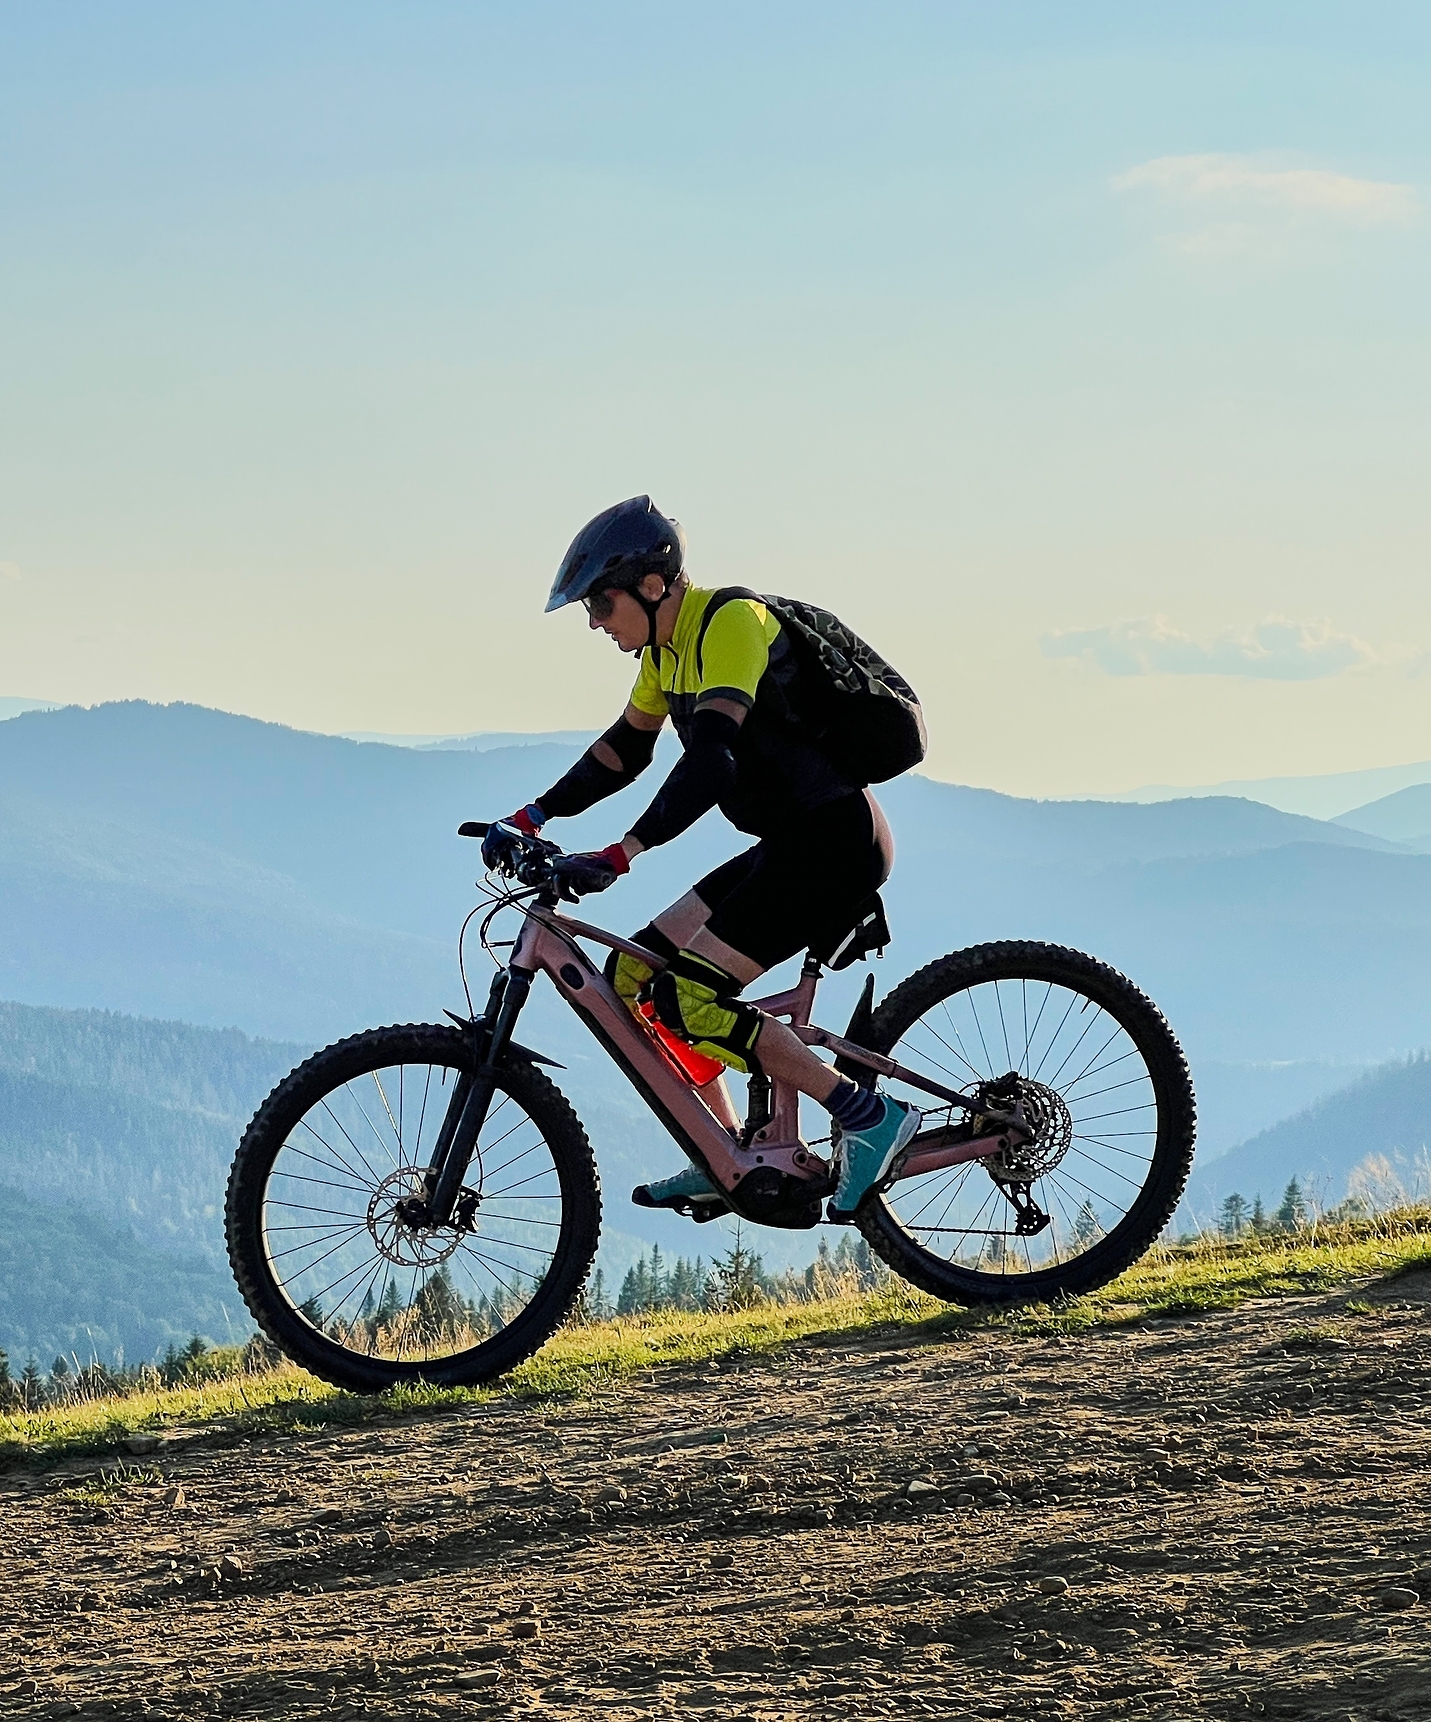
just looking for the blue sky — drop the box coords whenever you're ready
[2,4,1428,793]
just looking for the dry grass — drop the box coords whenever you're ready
[5,1207,1428,1466]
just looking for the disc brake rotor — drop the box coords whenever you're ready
[366,1166,467,1267]
[983,1078,1074,1180]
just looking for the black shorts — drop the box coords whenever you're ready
[692,791,892,971]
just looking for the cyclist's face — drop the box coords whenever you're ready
[585,586,648,652]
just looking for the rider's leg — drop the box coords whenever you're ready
[671,793,917,1217]
[666,932,918,1217]
[685,926,840,1100]
[608,879,752,1138]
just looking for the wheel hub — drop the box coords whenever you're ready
[367,1166,471,1267]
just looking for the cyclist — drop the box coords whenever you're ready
[484,496,919,1223]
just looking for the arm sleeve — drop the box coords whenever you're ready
[537,719,659,820]
[628,708,740,852]
[693,598,771,711]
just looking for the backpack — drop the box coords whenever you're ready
[696,587,927,786]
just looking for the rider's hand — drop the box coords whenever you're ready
[557,841,630,900]
[481,805,546,873]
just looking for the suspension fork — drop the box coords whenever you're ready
[424,961,535,1224]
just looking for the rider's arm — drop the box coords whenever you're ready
[532,704,664,822]
[625,597,771,854]
[625,703,745,854]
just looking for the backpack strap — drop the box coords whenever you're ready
[694,586,764,680]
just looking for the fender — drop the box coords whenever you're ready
[442,1009,565,1068]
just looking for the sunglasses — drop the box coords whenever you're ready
[581,589,619,622]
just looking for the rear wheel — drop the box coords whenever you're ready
[226,1024,600,1391]
[856,942,1195,1306]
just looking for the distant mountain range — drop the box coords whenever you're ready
[1335,783,1431,851]
[5,698,1431,1352]
[1108,758,1431,821]
[1181,1052,1431,1226]
[341,728,598,753]
[0,999,300,1362]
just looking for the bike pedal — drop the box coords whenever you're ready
[688,1200,730,1224]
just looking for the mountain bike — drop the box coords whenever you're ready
[226,825,1196,1392]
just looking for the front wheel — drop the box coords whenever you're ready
[226,1024,601,1392]
[857,942,1195,1306]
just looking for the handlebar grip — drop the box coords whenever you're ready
[458,821,491,838]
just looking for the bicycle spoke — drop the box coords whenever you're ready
[874,966,1173,1279]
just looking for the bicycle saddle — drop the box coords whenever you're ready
[811,894,891,971]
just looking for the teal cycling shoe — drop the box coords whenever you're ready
[632,1164,729,1221]
[827,1097,921,1222]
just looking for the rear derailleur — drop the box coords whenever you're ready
[993,1176,1051,1238]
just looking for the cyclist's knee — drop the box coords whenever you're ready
[650,950,764,1074]
[603,923,678,1014]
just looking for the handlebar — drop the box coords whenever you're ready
[459,819,585,896]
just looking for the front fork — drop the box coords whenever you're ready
[419,964,533,1226]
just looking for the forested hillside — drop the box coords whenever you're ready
[1181,1052,1431,1223]
[0,1185,240,1364]
[0,1001,303,1361]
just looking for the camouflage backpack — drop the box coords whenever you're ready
[696,588,927,786]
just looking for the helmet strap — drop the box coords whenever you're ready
[634,577,675,656]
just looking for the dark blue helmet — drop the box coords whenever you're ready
[546,496,686,613]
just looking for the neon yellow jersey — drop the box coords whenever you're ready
[628,584,857,837]
[629,586,779,722]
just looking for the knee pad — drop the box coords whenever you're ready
[603,922,678,1014]
[650,950,764,1075]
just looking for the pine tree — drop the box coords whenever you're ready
[617,1260,647,1316]
[706,1226,766,1311]
[19,1357,43,1409]
[376,1276,404,1326]
[588,1267,610,1320]
[1072,1201,1100,1245]
[415,1265,469,1337]
[1276,1179,1307,1232]
[1220,1193,1249,1238]
[1250,1195,1267,1234]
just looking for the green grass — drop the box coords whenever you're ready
[5,1208,1429,1467]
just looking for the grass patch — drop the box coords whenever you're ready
[5,1208,1429,1467]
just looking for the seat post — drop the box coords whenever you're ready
[781,954,821,1031]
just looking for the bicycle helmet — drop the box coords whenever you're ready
[547,495,686,648]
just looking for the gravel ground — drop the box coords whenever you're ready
[3,1272,1430,1721]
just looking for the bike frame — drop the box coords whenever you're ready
[423,887,1031,1229]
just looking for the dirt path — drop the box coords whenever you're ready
[4,1274,1430,1722]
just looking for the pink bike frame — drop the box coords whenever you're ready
[506,898,1023,1212]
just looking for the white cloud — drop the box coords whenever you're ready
[1115,153,1419,229]
[1041,616,1375,681]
